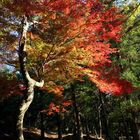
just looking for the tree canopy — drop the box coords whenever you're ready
[0,0,133,95]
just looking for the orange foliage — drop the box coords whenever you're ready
[44,100,72,115]
[0,0,133,95]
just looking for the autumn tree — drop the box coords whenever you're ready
[0,0,133,140]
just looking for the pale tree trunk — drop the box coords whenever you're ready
[16,16,44,140]
[16,84,34,140]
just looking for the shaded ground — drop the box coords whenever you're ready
[0,128,104,140]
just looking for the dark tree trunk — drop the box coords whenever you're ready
[40,113,45,140]
[99,93,113,140]
[72,118,77,136]
[72,91,83,140]
[57,113,62,140]
[98,106,102,138]
[85,119,89,138]
[122,116,130,140]
[129,118,139,140]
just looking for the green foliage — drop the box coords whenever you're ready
[119,2,140,87]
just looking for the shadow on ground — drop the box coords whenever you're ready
[0,130,103,140]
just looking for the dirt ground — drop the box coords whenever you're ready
[0,128,104,140]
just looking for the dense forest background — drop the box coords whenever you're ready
[0,0,140,140]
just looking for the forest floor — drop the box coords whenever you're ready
[0,128,104,140]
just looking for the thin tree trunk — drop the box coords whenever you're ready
[72,91,83,140]
[122,116,130,140]
[99,93,113,140]
[129,118,139,140]
[98,105,102,138]
[72,117,77,136]
[40,113,45,140]
[57,113,62,140]
[85,118,89,138]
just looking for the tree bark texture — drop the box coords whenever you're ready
[57,113,62,140]
[40,113,45,140]
[72,91,83,140]
[16,84,34,140]
[16,16,44,140]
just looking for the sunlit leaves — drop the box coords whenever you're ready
[119,1,140,88]
[46,100,72,115]
[0,0,133,95]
